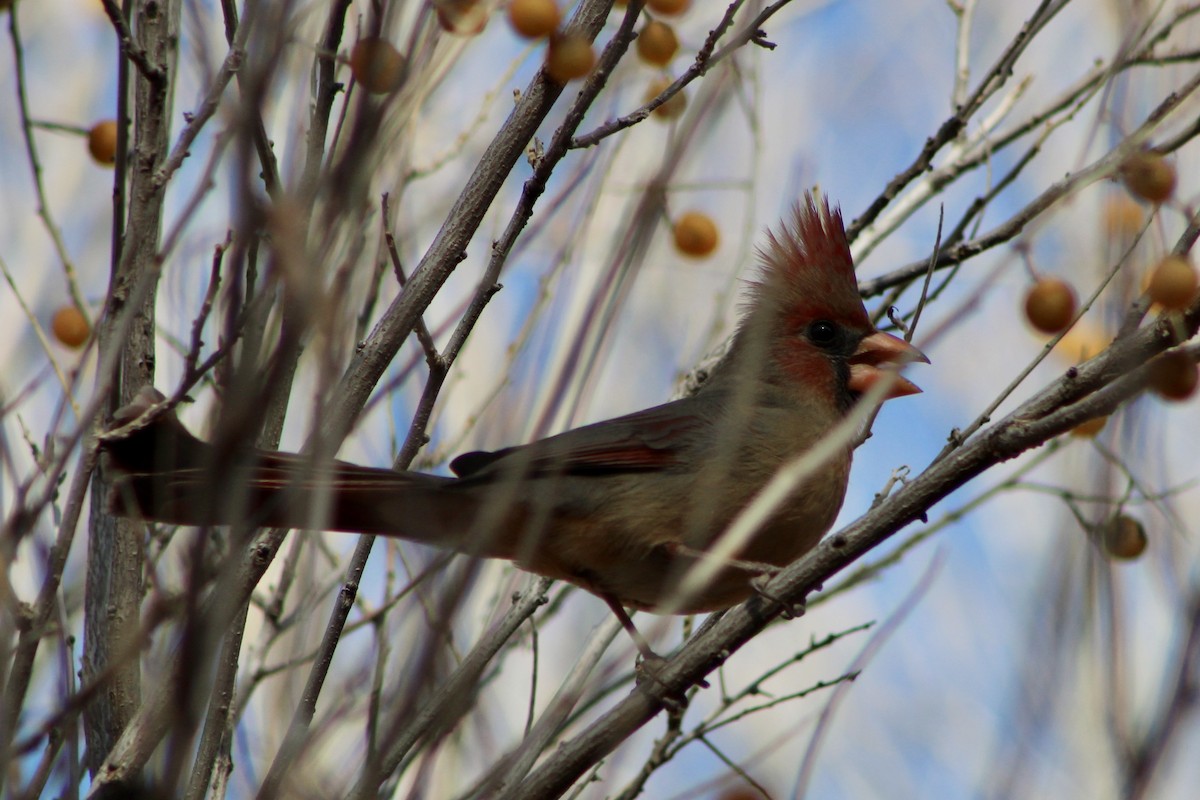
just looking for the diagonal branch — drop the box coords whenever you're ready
[507,287,1200,799]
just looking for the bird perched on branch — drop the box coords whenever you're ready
[101,194,926,655]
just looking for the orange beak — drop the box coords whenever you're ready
[847,330,929,398]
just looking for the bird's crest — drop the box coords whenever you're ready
[749,193,870,328]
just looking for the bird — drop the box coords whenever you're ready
[100,194,925,655]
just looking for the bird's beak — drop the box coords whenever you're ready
[848,330,929,398]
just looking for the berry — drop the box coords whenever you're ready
[1099,515,1147,560]
[1070,415,1107,438]
[673,211,719,257]
[545,33,594,82]
[88,120,119,165]
[51,306,90,348]
[1102,196,1144,240]
[1024,278,1076,334]
[647,0,690,15]
[508,0,559,39]
[350,38,405,94]
[436,1,488,35]
[1146,255,1197,311]
[636,20,678,66]
[1120,151,1176,204]
[644,78,686,119]
[1147,350,1198,401]
[1052,320,1108,365]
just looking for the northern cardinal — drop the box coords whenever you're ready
[101,194,925,652]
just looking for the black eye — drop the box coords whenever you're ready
[807,319,838,347]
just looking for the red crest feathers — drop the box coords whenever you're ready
[750,193,870,328]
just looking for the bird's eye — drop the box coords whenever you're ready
[807,319,838,347]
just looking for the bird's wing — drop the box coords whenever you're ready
[450,397,707,479]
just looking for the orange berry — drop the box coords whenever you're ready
[1024,278,1076,334]
[1146,255,1197,311]
[1099,514,1147,560]
[51,306,89,348]
[545,33,594,82]
[636,20,678,66]
[1070,415,1107,438]
[508,0,559,39]
[87,120,118,165]
[1052,320,1108,365]
[436,0,488,35]
[1147,350,1198,401]
[647,0,690,15]
[1120,151,1176,204]
[644,77,686,119]
[350,38,405,94]
[1102,196,1144,240]
[673,211,719,257]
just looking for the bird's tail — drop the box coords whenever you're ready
[99,389,487,550]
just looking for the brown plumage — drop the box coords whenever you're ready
[101,194,926,651]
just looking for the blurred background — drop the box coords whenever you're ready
[2,0,1199,797]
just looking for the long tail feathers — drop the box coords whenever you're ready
[100,391,489,550]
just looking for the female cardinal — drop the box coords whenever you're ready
[101,194,925,650]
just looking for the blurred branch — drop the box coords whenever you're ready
[263,2,644,793]
[570,0,748,149]
[6,9,87,316]
[7,0,1200,796]
[314,0,612,449]
[858,2,1200,288]
[860,65,1200,298]
[184,1,354,796]
[83,0,180,775]
[0,445,97,796]
[847,0,1072,242]
[347,579,553,799]
[1120,595,1200,799]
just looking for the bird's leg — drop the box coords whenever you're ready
[571,563,664,665]
[598,593,699,708]
[599,592,662,664]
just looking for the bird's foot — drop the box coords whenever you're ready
[597,591,708,707]
[634,651,697,712]
[750,572,806,620]
[633,649,669,689]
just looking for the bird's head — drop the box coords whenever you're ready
[742,194,927,412]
